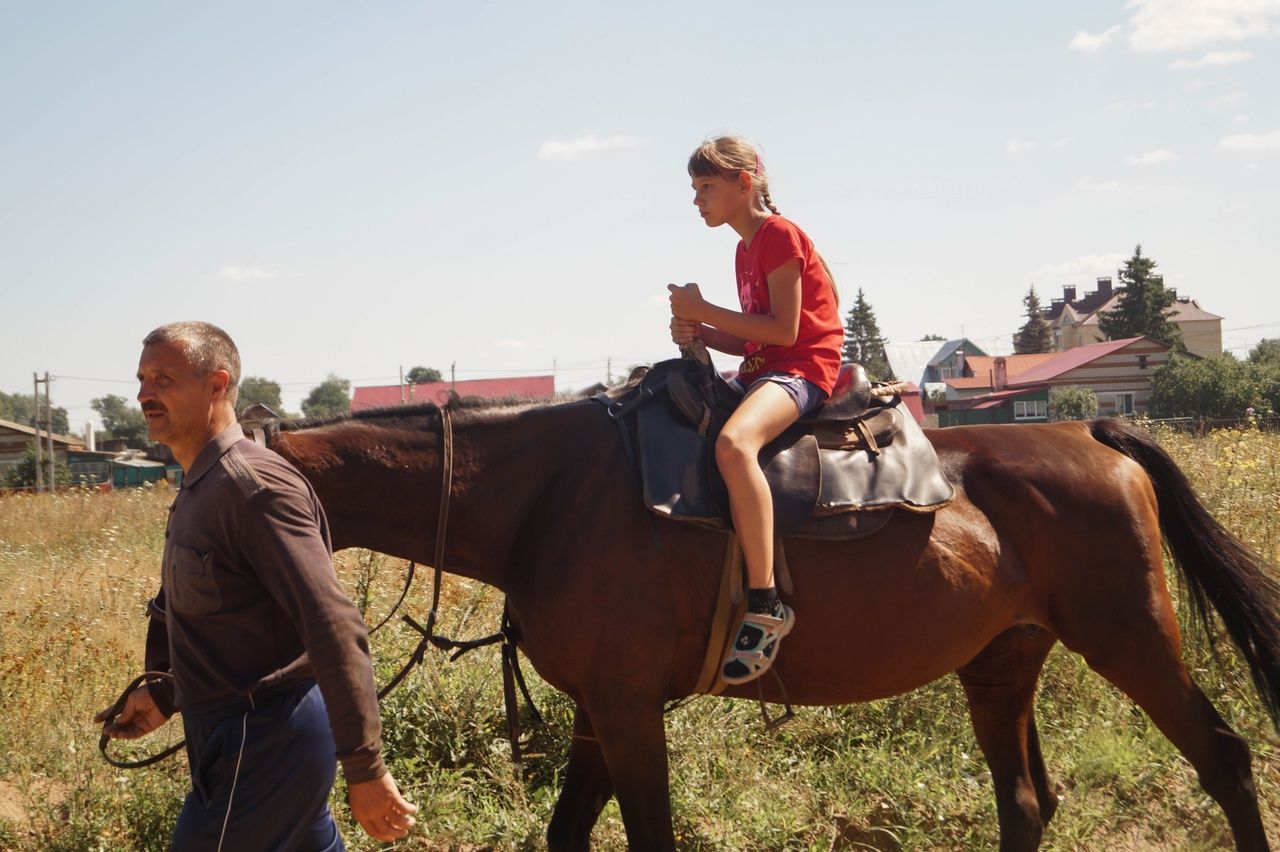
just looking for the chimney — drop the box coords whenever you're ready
[84,422,95,452]
[1063,285,1077,303]
[993,357,1008,392]
[1097,277,1112,297]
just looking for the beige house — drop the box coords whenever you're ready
[1045,278,1222,357]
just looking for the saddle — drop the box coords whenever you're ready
[597,355,954,541]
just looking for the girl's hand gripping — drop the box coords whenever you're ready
[667,282,706,322]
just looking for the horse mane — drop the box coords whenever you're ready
[273,396,562,432]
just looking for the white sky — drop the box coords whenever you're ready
[3,1,1278,429]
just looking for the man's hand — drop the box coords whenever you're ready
[670,317,701,346]
[349,772,417,842]
[94,685,168,740]
[668,282,706,322]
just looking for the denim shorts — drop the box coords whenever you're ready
[730,371,828,416]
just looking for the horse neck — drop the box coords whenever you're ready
[273,401,599,592]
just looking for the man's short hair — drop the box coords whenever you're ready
[143,321,242,407]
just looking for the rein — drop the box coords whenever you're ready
[100,405,542,770]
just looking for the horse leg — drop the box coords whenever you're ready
[1058,587,1268,849]
[956,624,1058,851]
[547,707,614,852]
[580,693,676,851]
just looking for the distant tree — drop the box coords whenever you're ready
[405,366,443,384]
[1149,354,1258,418]
[0,390,70,435]
[302,374,351,418]
[238,376,284,414]
[2,446,70,490]
[1048,386,1098,421]
[842,288,890,380]
[91,394,150,448]
[918,334,946,341]
[1013,285,1052,354]
[1248,338,1280,365]
[1097,245,1182,349]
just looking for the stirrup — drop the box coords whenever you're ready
[722,604,795,685]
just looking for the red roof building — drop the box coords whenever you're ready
[352,376,556,410]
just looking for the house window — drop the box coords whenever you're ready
[1014,400,1048,420]
[1113,392,1135,415]
[1138,355,1148,370]
[938,367,953,380]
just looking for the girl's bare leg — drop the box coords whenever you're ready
[715,381,802,589]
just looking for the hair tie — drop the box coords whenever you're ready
[754,153,764,177]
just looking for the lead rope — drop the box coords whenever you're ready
[104,408,543,770]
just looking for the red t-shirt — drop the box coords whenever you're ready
[734,215,844,394]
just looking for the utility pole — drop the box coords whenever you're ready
[399,364,405,404]
[32,373,43,492]
[607,357,612,385]
[450,361,456,390]
[45,373,54,490]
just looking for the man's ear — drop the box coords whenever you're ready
[210,369,232,401]
[738,170,753,194]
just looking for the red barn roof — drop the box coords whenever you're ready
[352,376,556,410]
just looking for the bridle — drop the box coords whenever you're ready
[101,403,542,770]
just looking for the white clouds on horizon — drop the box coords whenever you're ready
[219,265,278,281]
[1006,138,1038,154]
[1168,48,1254,68]
[494,339,527,349]
[1218,128,1280,151]
[1126,148,1180,165]
[1127,0,1280,53]
[537,134,645,160]
[1070,24,1122,52]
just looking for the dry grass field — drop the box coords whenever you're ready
[1,422,1279,850]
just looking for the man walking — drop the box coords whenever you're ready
[96,321,415,849]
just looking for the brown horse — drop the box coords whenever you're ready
[261,397,1280,851]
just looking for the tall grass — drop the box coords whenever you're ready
[1,425,1278,849]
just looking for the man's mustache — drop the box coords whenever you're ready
[141,404,166,414]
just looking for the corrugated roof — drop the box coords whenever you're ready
[0,418,85,446]
[1006,337,1153,386]
[352,376,556,410]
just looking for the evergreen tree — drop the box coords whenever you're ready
[1013,285,1052,354]
[1097,245,1182,348]
[842,288,890,380]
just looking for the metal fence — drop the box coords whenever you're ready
[1138,415,1280,436]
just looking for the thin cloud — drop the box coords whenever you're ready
[1077,176,1121,192]
[1236,113,1251,122]
[218,265,278,281]
[537,134,644,161]
[1126,149,1179,165]
[1053,137,1072,148]
[1034,253,1129,281]
[1215,91,1249,107]
[1105,99,1158,112]
[1168,49,1254,69]
[1128,0,1280,53]
[1006,138,1038,154]
[1218,128,1280,151]
[1070,25,1121,52]
[494,339,527,350]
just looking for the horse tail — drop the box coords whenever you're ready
[1090,417,1280,728]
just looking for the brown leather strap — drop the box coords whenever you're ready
[692,534,745,696]
[774,536,795,596]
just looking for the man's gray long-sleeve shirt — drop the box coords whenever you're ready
[145,424,385,783]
